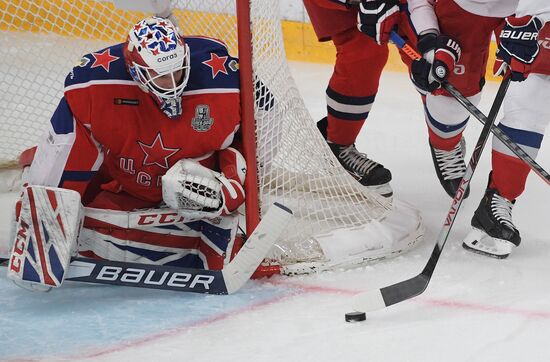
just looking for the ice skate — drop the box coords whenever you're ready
[318,118,393,197]
[429,137,469,199]
[462,187,520,259]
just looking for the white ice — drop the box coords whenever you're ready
[1,62,549,362]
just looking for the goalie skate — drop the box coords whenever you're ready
[462,228,515,259]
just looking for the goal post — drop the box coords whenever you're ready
[0,0,424,274]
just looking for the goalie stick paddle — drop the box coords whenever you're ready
[352,52,512,312]
[390,31,550,187]
[2,202,292,295]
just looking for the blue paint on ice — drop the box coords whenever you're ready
[0,273,296,360]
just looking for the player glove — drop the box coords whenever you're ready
[411,33,461,93]
[495,16,543,82]
[357,0,400,45]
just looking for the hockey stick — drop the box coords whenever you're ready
[390,31,550,187]
[2,202,292,295]
[352,69,512,312]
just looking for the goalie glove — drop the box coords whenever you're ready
[162,148,246,220]
[411,32,461,93]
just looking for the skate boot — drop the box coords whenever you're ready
[429,137,469,199]
[462,186,520,259]
[317,117,393,197]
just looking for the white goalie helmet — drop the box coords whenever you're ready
[124,16,190,100]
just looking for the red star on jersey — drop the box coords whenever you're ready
[202,53,228,78]
[138,133,181,169]
[90,49,119,72]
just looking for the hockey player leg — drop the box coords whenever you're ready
[463,73,550,258]
[7,186,83,291]
[425,92,480,198]
[320,28,393,197]
[317,117,393,197]
[462,177,519,259]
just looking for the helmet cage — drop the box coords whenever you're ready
[129,43,190,100]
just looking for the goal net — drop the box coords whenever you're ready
[0,0,423,274]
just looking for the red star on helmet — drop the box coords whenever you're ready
[162,35,172,46]
[202,53,228,78]
[138,132,181,169]
[90,49,120,72]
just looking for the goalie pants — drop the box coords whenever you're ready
[303,0,415,145]
[78,191,242,270]
[424,0,550,200]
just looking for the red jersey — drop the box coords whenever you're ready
[26,36,241,205]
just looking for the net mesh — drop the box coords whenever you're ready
[0,0,395,265]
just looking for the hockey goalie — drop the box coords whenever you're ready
[7,16,248,291]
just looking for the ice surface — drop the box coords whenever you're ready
[0,62,549,362]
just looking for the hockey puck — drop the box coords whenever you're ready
[345,311,366,322]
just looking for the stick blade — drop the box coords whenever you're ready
[223,202,292,294]
[352,288,387,312]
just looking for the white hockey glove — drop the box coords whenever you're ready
[7,186,83,292]
[162,155,246,220]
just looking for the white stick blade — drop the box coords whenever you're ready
[223,203,292,294]
[352,289,387,312]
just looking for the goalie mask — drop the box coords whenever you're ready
[124,16,190,118]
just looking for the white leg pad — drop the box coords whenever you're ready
[7,186,83,291]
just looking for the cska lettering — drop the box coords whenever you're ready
[96,266,215,290]
[10,220,30,273]
[500,30,538,41]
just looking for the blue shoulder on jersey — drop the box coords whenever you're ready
[64,43,131,88]
[184,37,240,91]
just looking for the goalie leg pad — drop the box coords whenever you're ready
[7,186,83,291]
[79,211,241,270]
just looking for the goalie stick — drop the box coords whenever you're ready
[1,202,292,295]
[390,31,550,187]
[352,48,512,311]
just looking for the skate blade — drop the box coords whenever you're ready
[462,228,514,259]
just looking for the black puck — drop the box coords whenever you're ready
[345,311,366,322]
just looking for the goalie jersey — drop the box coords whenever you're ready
[25,36,241,207]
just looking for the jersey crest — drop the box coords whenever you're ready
[191,105,214,132]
